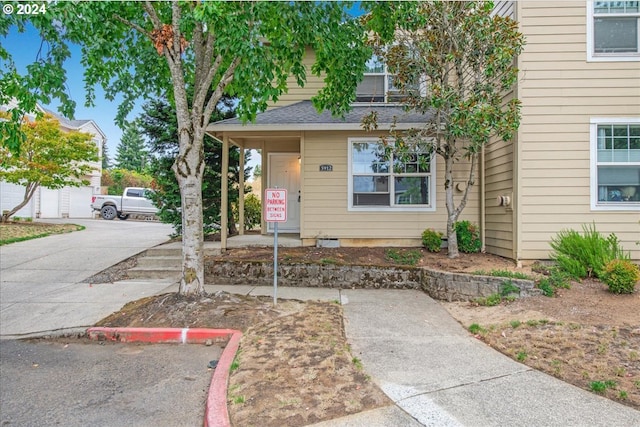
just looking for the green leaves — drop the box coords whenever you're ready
[0,114,98,193]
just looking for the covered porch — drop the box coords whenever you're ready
[209,130,302,251]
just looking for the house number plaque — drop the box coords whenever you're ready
[319,164,333,172]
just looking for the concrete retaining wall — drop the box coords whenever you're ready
[205,260,540,301]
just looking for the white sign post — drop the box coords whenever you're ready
[264,188,287,305]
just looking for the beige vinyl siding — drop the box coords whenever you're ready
[484,136,515,259]
[485,0,517,258]
[517,1,640,260]
[267,46,325,109]
[301,131,480,244]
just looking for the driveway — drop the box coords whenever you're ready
[0,219,174,338]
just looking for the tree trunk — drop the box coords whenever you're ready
[173,125,206,296]
[1,183,39,223]
[444,155,460,258]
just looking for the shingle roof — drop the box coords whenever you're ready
[42,108,91,129]
[207,100,430,132]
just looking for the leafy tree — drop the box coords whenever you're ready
[363,1,524,258]
[138,96,247,236]
[5,2,368,295]
[0,114,98,222]
[101,168,153,196]
[114,120,148,172]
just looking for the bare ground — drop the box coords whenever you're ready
[90,246,639,423]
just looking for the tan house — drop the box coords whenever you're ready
[208,0,639,263]
[0,101,105,219]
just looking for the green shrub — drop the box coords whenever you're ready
[537,278,555,297]
[600,259,640,294]
[421,229,443,252]
[454,220,481,253]
[243,193,262,231]
[550,223,629,279]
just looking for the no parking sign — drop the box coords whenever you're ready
[264,189,287,222]
[264,188,287,306]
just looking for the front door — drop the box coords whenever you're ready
[268,153,300,232]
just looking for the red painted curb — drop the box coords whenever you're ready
[86,327,242,427]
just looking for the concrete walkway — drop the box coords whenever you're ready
[0,219,174,338]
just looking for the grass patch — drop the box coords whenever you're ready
[351,356,364,370]
[230,352,241,372]
[589,380,617,394]
[384,248,422,266]
[468,323,486,335]
[0,222,85,245]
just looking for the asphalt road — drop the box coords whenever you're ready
[0,338,221,427]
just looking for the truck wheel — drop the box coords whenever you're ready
[101,205,117,220]
[117,214,130,220]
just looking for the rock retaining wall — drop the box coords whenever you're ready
[205,260,540,301]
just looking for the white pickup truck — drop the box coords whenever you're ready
[91,187,158,220]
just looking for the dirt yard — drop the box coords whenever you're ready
[92,247,639,424]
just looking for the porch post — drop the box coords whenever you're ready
[239,145,245,235]
[221,134,229,251]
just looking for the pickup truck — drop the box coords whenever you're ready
[91,187,158,220]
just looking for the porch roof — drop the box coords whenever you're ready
[206,100,430,133]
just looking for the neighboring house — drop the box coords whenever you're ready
[0,101,105,219]
[208,0,639,262]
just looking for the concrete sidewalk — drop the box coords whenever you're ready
[203,285,640,427]
[0,219,174,338]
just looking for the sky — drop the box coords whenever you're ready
[1,22,261,172]
[2,24,142,163]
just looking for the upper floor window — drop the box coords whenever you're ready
[348,138,436,211]
[588,1,640,61]
[590,118,640,210]
[355,55,416,103]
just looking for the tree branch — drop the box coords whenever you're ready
[112,14,153,40]
[143,1,163,30]
[202,56,241,125]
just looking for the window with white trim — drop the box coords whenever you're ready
[591,118,640,209]
[588,1,640,61]
[355,55,417,103]
[349,139,435,210]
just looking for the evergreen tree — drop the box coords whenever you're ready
[139,96,248,235]
[101,140,111,170]
[114,120,148,172]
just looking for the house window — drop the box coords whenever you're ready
[349,139,435,211]
[591,118,640,210]
[588,1,640,61]
[355,55,415,103]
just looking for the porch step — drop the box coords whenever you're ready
[127,266,181,280]
[136,255,181,269]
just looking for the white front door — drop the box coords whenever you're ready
[268,153,300,232]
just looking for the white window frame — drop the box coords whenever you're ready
[355,54,421,104]
[590,117,640,211]
[587,1,640,62]
[348,138,436,212]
